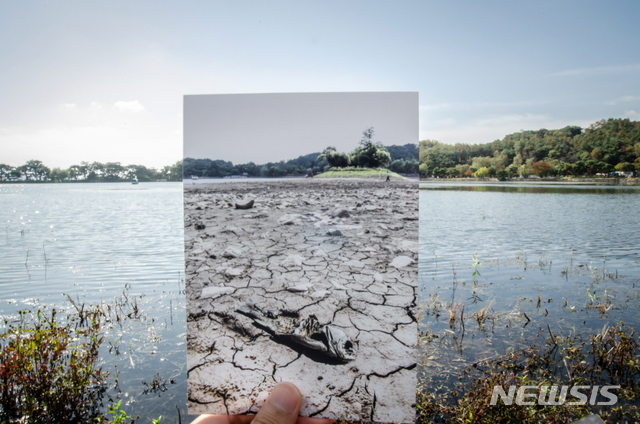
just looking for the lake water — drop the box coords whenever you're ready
[3,181,640,420]
[418,182,640,388]
[0,182,188,421]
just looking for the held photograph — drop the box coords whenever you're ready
[183,92,419,422]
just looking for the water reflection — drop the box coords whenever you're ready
[0,182,187,421]
[418,184,640,390]
[420,181,640,194]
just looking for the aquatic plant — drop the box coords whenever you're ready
[0,307,107,422]
[417,323,640,423]
[104,400,133,424]
[0,292,172,424]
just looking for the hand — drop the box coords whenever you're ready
[191,382,335,424]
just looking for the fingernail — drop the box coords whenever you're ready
[268,382,300,414]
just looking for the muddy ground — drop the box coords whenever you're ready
[184,178,418,422]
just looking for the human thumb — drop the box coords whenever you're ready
[252,382,302,424]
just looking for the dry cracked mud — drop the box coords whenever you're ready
[184,178,418,422]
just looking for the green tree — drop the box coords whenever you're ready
[519,158,534,178]
[505,164,519,177]
[67,165,83,180]
[351,127,391,168]
[318,146,350,168]
[615,162,634,173]
[419,140,457,176]
[386,144,419,162]
[554,161,574,176]
[85,162,105,182]
[0,163,15,181]
[389,158,419,174]
[125,164,157,182]
[419,162,428,176]
[103,162,124,181]
[471,156,493,170]
[18,160,50,181]
[161,160,183,181]
[454,164,471,177]
[49,167,69,182]
[474,167,490,178]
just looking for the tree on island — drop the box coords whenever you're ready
[317,127,393,170]
[317,146,350,168]
[350,127,391,168]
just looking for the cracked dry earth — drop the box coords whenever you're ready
[184,178,418,422]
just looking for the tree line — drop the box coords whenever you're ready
[0,128,419,183]
[0,160,183,182]
[184,128,419,178]
[419,118,640,179]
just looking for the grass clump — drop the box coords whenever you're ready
[315,167,402,179]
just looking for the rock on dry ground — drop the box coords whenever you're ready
[184,178,418,422]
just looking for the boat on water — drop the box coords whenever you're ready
[191,175,199,181]
[131,178,139,184]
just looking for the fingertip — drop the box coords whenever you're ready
[267,381,302,414]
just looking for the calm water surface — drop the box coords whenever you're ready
[4,181,640,417]
[0,182,187,421]
[419,182,640,385]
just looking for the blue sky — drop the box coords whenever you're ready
[2,1,639,168]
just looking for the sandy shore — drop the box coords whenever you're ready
[184,178,418,422]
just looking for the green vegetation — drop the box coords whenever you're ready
[183,152,327,178]
[104,400,135,424]
[0,160,183,183]
[0,298,165,423]
[318,127,420,172]
[4,281,637,423]
[349,127,391,168]
[1,128,419,182]
[420,118,640,178]
[314,167,402,178]
[417,323,640,423]
[413,249,640,424]
[0,307,106,422]
[183,127,418,179]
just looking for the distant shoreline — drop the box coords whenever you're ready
[420,177,640,186]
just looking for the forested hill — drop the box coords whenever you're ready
[183,143,418,178]
[419,118,640,178]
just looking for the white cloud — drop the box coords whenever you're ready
[619,95,639,102]
[549,64,640,78]
[63,103,77,108]
[114,100,145,113]
[607,95,640,106]
[623,110,640,120]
